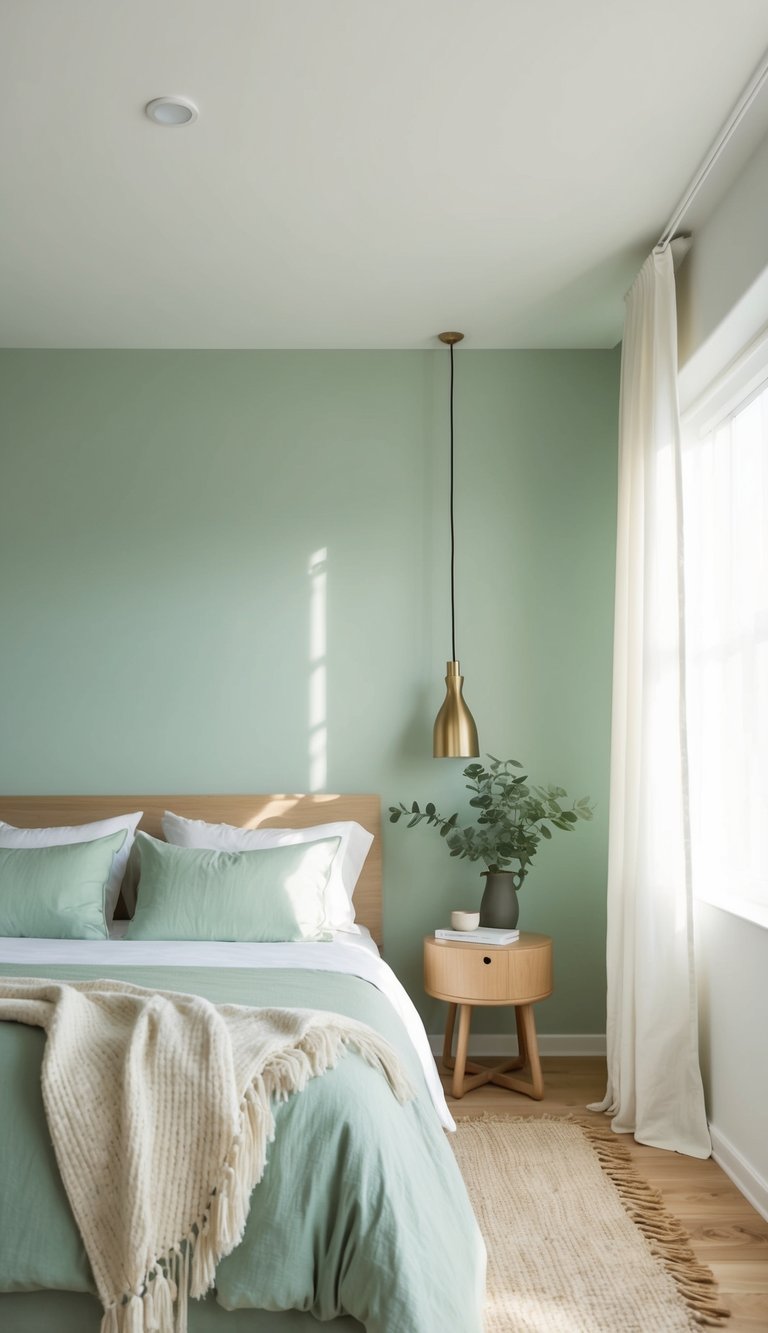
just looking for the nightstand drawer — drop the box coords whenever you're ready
[425,940,510,1001]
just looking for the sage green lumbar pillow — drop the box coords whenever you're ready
[0,829,127,939]
[125,832,341,942]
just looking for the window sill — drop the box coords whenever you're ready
[694,888,768,931]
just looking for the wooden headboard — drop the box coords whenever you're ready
[0,795,382,945]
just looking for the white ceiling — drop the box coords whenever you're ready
[1,1,767,349]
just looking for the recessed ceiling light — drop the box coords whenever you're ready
[145,97,198,126]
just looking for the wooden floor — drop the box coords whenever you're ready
[439,1055,768,1331]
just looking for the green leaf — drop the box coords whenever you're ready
[389,811,401,823]
[411,801,420,814]
[540,825,552,839]
[425,802,436,817]
[407,815,420,828]
[562,811,578,823]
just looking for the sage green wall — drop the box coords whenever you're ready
[0,349,619,1034]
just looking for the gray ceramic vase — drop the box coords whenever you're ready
[479,870,524,929]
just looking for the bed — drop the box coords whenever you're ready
[0,794,485,1333]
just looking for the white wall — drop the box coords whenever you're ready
[678,128,768,385]
[677,129,768,1216]
[695,903,768,1217]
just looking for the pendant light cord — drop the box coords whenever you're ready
[449,341,456,662]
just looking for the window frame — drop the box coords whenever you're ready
[680,321,768,932]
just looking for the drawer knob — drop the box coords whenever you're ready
[483,956,492,965]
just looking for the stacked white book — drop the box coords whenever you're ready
[434,927,520,945]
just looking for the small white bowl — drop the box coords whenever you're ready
[451,910,480,932]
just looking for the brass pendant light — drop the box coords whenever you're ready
[433,332,479,758]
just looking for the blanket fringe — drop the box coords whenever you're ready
[103,1021,411,1333]
[100,1306,119,1333]
[458,1112,730,1329]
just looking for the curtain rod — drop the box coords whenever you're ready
[658,46,768,248]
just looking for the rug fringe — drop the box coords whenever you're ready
[456,1112,730,1328]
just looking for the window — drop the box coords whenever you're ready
[682,347,768,927]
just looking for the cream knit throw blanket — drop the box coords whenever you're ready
[0,976,412,1333]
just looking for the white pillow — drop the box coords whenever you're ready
[161,812,373,934]
[0,812,142,924]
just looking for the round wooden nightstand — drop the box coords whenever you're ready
[424,932,553,1101]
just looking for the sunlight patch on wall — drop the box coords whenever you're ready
[308,548,327,791]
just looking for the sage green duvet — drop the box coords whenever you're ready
[0,963,485,1332]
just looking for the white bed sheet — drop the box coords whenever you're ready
[0,931,454,1130]
[106,919,382,955]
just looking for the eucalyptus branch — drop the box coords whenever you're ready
[389,756,593,876]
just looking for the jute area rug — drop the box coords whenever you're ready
[451,1115,729,1333]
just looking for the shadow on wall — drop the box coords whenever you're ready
[395,683,434,762]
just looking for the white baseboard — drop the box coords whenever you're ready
[427,1032,606,1058]
[709,1123,768,1222]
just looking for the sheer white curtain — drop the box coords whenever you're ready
[590,245,711,1157]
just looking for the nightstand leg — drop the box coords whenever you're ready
[515,1004,529,1068]
[519,1003,544,1099]
[452,1004,472,1099]
[491,1003,545,1100]
[442,1003,457,1070]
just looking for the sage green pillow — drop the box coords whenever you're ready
[0,829,127,939]
[125,833,341,942]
